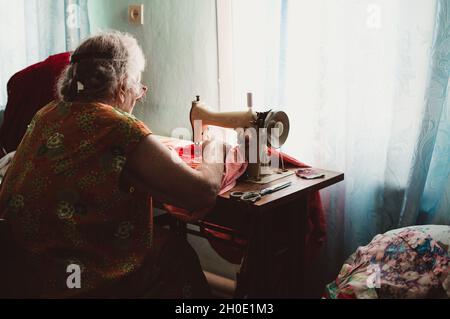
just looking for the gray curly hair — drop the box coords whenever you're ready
[57,31,146,103]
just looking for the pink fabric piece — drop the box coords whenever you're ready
[218,146,248,195]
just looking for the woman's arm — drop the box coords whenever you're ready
[123,135,225,213]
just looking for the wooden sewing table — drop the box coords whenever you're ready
[155,136,344,298]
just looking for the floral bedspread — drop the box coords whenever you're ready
[325,225,450,299]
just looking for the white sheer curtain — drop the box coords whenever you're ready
[0,0,90,108]
[220,0,446,276]
[225,0,436,170]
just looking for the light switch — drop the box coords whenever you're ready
[129,4,144,25]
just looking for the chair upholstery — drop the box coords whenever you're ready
[0,52,70,153]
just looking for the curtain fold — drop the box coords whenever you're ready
[404,0,450,226]
[225,0,449,275]
[0,0,90,107]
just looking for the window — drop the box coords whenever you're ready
[216,0,437,172]
[0,0,89,109]
[217,0,284,112]
[0,0,30,108]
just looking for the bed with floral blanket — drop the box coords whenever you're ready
[324,225,450,299]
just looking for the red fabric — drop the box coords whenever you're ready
[269,146,328,255]
[0,52,70,153]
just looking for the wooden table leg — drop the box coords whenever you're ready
[234,195,309,298]
[234,209,263,298]
[287,195,308,298]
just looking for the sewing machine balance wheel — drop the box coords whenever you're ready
[265,110,290,149]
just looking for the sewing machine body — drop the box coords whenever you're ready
[190,95,291,183]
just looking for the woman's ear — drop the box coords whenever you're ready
[119,86,126,104]
[116,81,127,104]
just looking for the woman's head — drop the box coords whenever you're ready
[57,31,147,113]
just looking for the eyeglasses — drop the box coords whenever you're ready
[136,83,148,100]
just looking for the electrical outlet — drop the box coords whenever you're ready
[129,4,144,25]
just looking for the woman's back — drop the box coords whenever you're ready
[0,100,152,297]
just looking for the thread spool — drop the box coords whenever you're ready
[247,92,253,109]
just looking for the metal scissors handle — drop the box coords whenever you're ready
[230,181,292,203]
[230,191,262,203]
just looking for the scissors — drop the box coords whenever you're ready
[230,181,292,203]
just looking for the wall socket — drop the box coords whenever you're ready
[129,4,144,25]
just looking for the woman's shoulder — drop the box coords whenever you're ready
[88,103,152,155]
[104,104,142,123]
[90,103,152,140]
[94,103,150,131]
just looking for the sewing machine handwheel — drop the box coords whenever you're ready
[265,111,290,148]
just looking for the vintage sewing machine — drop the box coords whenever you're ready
[190,94,293,184]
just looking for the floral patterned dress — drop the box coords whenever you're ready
[0,100,153,297]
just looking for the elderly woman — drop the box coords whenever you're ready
[0,32,225,298]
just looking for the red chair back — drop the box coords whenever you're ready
[0,52,70,153]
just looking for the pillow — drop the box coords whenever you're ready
[385,225,450,298]
[325,225,450,299]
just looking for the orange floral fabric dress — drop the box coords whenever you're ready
[0,101,152,298]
